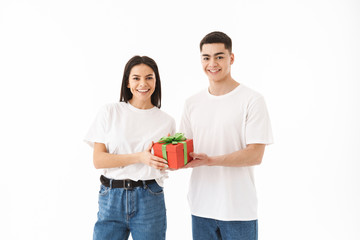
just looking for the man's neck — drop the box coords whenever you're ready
[208,77,240,96]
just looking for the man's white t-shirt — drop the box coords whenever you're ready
[84,102,176,186]
[179,84,273,220]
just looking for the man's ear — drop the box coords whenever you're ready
[230,53,235,65]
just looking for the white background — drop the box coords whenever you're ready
[1,0,359,239]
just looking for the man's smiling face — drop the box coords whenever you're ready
[201,43,234,83]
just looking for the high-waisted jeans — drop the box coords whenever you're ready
[93,180,166,240]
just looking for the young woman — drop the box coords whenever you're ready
[85,56,175,240]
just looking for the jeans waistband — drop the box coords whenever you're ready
[100,175,156,190]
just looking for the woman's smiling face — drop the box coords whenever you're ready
[127,64,156,108]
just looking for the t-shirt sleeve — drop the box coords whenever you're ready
[245,96,274,145]
[179,101,193,139]
[84,105,109,148]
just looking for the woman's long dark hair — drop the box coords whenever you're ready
[120,56,162,108]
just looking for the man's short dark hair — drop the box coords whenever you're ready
[200,31,232,53]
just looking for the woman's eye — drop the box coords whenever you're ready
[146,77,153,80]
[133,77,139,80]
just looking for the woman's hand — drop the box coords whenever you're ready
[138,142,168,170]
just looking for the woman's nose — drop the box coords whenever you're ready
[139,78,147,86]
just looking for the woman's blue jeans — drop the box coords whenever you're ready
[93,180,166,240]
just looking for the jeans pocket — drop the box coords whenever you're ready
[99,184,110,196]
[146,181,164,195]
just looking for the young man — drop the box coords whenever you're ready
[179,31,273,240]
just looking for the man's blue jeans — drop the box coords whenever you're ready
[93,180,166,240]
[192,215,258,240]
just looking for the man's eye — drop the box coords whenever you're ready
[203,57,209,61]
[217,56,224,59]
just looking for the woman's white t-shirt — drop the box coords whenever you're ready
[84,102,176,186]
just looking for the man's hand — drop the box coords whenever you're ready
[184,152,213,168]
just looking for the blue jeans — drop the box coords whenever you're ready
[192,215,258,240]
[93,180,166,240]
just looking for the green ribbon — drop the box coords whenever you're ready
[159,133,188,165]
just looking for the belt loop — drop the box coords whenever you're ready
[109,179,113,189]
[142,180,147,188]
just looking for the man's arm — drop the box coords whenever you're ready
[185,144,265,168]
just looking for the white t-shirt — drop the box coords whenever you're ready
[179,84,273,220]
[84,102,176,186]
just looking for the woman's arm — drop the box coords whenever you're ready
[93,142,168,170]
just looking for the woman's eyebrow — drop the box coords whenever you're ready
[131,73,154,77]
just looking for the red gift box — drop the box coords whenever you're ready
[153,139,193,169]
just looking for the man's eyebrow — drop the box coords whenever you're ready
[201,52,226,56]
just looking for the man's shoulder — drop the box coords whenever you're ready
[184,89,208,104]
[237,84,264,101]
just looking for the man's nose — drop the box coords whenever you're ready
[209,58,217,67]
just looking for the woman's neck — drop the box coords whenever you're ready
[129,99,154,109]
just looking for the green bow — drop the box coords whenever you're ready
[158,133,188,165]
[159,132,186,144]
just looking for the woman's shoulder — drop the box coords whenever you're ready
[101,102,126,110]
[96,102,127,117]
[154,108,175,122]
[156,107,174,118]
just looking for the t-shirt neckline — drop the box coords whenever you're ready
[206,84,243,99]
[126,102,157,113]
